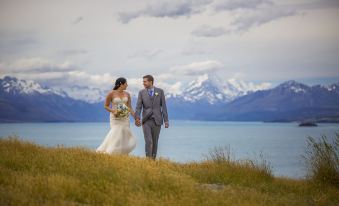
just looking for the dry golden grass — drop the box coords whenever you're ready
[0,136,338,206]
[303,134,339,187]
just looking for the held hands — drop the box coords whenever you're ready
[133,116,168,128]
[134,117,141,127]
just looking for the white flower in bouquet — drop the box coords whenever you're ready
[115,103,130,118]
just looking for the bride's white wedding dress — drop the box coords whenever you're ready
[96,97,137,155]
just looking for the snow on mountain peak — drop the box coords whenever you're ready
[58,85,107,103]
[323,82,339,93]
[186,74,209,90]
[277,80,308,93]
[1,76,66,96]
[180,74,271,104]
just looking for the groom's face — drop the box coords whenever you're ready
[143,78,153,88]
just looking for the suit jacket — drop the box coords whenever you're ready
[135,87,169,125]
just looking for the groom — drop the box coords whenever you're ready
[135,75,169,160]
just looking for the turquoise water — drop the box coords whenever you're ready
[0,120,338,178]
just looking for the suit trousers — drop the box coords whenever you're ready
[142,118,161,159]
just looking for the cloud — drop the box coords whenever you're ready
[294,0,339,10]
[189,0,300,36]
[0,58,115,89]
[0,57,178,96]
[182,48,210,56]
[0,31,39,55]
[208,0,300,33]
[127,49,163,59]
[151,60,224,95]
[214,0,272,11]
[1,57,76,73]
[169,60,223,76]
[228,77,272,91]
[118,0,213,23]
[191,25,226,37]
[228,5,298,33]
[58,49,88,56]
[71,16,84,25]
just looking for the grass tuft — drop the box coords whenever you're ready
[303,133,339,187]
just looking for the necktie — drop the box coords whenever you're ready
[149,89,153,96]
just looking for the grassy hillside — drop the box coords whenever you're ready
[0,136,338,205]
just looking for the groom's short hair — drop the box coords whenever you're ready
[143,75,154,84]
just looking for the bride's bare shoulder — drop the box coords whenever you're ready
[123,91,131,97]
[107,90,115,97]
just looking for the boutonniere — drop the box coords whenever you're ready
[155,92,159,96]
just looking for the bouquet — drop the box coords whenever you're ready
[115,103,130,118]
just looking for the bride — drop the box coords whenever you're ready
[96,77,137,155]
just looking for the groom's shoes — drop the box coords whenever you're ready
[146,156,155,161]
[146,155,156,160]
[151,154,156,160]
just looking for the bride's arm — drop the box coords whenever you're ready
[104,92,116,114]
[127,93,135,117]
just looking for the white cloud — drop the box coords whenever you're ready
[188,0,300,37]
[156,81,184,97]
[151,60,225,95]
[214,0,272,11]
[3,57,76,73]
[0,57,185,96]
[71,16,84,25]
[128,49,163,59]
[169,60,223,76]
[0,58,115,89]
[227,5,299,33]
[191,25,226,37]
[293,0,339,10]
[228,78,271,91]
[58,49,88,56]
[0,0,337,86]
[0,57,155,97]
[118,0,213,23]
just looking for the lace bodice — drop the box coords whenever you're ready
[112,97,128,109]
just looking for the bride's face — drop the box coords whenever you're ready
[121,82,128,90]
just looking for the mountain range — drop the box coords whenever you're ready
[1,75,339,123]
[195,80,339,122]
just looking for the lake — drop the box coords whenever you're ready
[0,120,338,179]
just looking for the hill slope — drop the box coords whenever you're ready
[0,137,338,205]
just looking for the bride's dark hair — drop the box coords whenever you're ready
[113,77,127,90]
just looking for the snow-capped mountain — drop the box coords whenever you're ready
[178,74,271,104]
[199,80,339,122]
[0,74,272,105]
[57,85,108,104]
[320,82,339,94]
[0,76,108,104]
[0,76,106,122]
[1,75,338,122]
[0,76,67,97]
[275,80,310,93]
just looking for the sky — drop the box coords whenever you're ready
[0,0,339,94]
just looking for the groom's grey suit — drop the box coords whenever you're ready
[135,87,169,159]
